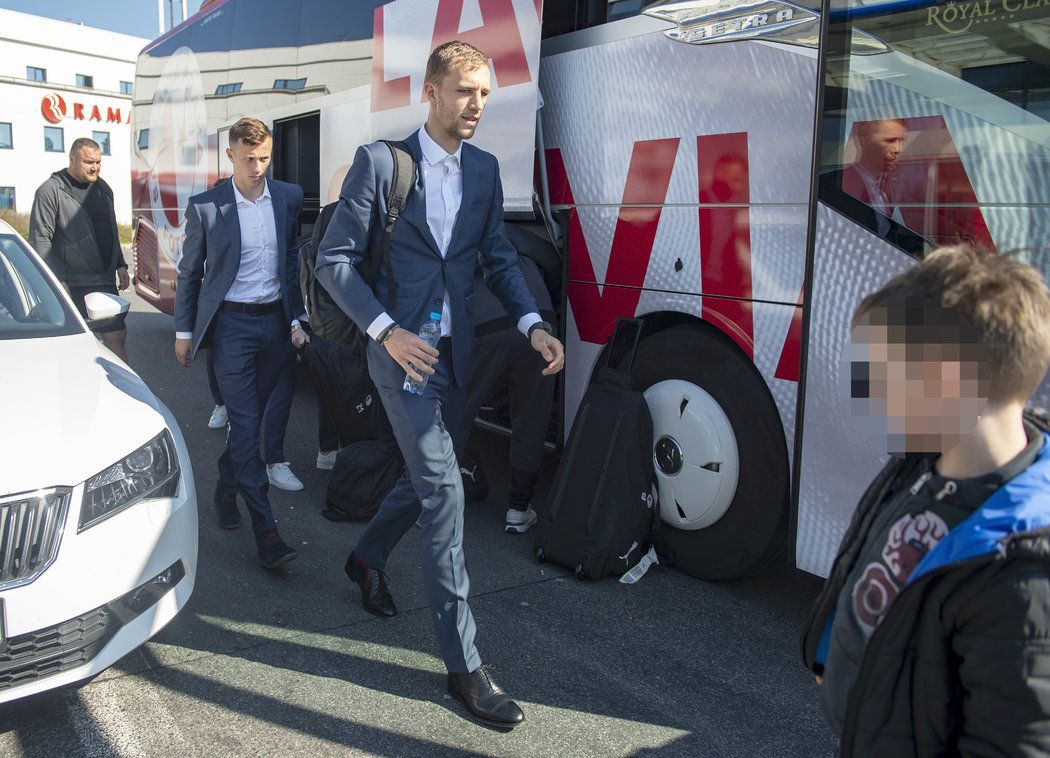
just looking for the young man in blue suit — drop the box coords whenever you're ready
[316,41,564,727]
[174,117,307,570]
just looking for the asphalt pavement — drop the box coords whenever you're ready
[0,288,837,757]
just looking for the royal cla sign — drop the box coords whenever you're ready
[41,93,131,125]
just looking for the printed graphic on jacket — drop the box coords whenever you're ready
[852,511,949,636]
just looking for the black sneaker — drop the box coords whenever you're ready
[257,529,299,569]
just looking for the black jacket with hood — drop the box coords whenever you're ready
[801,411,1050,757]
[28,171,126,287]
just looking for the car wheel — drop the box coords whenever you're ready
[631,325,789,580]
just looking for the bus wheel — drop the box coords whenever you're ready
[631,325,789,580]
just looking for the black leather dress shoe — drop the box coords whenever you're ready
[257,529,298,569]
[214,486,241,530]
[447,665,526,728]
[344,552,397,617]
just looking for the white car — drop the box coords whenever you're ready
[0,219,197,704]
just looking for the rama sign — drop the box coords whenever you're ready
[41,93,131,126]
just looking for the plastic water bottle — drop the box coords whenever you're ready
[403,311,442,395]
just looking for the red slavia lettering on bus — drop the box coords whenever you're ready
[548,135,778,370]
[371,0,531,113]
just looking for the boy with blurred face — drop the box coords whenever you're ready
[802,245,1050,755]
[29,137,131,361]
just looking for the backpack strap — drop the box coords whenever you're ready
[376,140,416,310]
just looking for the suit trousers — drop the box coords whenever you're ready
[458,328,554,474]
[356,337,481,674]
[210,308,293,534]
[206,346,295,465]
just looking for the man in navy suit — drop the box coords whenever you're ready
[174,117,306,570]
[316,41,564,727]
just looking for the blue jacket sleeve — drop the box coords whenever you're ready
[174,202,205,334]
[314,145,388,334]
[286,184,306,321]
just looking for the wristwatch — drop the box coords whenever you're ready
[527,321,554,339]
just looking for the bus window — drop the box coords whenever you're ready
[818,0,1050,270]
[272,113,321,225]
[542,0,604,37]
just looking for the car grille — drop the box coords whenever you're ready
[0,607,118,692]
[0,489,70,590]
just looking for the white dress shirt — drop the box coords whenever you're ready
[225,179,281,305]
[176,179,290,340]
[367,125,540,342]
[853,164,893,236]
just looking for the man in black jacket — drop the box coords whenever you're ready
[801,245,1050,756]
[458,236,557,533]
[29,137,130,361]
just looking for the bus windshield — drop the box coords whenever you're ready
[819,0,1050,270]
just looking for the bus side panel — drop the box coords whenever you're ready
[539,30,817,455]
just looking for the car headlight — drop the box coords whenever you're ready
[79,430,180,531]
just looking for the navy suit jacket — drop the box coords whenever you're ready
[174,178,305,357]
[315,130,536,386]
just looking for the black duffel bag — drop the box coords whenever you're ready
[323,439,404,522]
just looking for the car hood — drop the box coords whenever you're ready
[0,334,170,496]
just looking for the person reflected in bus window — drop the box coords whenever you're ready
[841,118,906,235]
[801,245,1050,755]
[173,117,307,571]
[29,137,131,362]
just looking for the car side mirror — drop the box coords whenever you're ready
[84,291,130,330]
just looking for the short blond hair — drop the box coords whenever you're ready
[229,117,271,147]
[425,41,488,85]
[853,245,1050,404]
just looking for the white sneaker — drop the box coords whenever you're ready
[207,404,228,429]
[316,449,337,471]
[505,506,538,534]
[267,462,303,491]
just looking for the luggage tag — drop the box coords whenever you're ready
[619,544,659,584]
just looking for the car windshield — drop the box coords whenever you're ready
[0,234,82,340]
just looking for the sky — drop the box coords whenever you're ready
[0,0,205,40]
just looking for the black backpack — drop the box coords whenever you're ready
[322,439,404,522]
[533,318,659,580]
[300,338,392,447]
[300,140,416,347]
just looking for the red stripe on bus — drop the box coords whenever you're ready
[774,290,804,383]
[698,132,754,359]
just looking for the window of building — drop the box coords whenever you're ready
[0,188,14,211]
[26,66,46,82]
[215,82,243,96]
[120,81,133,96]
[0,123,11,150]
[273,78,307,91]
[93,131,111,156]
[44,126,64,153]
[76,74,94,89]
[137,129,150,150]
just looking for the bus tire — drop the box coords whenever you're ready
[630,325,789,580]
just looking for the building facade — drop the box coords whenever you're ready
[0,9,148,224]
